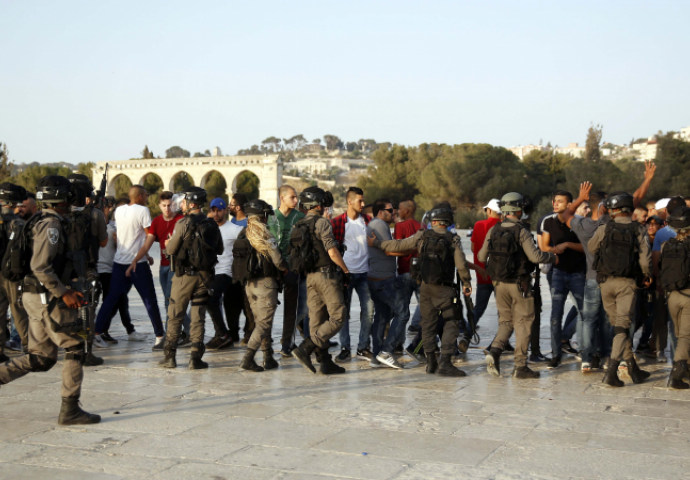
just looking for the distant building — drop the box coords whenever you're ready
[674,126,690,141]
[554,143,586,158]
[508,144,545,160]
[302,143,325,153]
[631,137,658,161]
[212,147,222,157]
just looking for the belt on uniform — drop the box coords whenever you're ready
[316,266,338,273]
[183,268,200,276]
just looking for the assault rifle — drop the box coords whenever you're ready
[455,270,480,346]
[95,164,108,210]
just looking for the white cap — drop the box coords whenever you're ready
[655,198,670,210]
[483,199,501,213]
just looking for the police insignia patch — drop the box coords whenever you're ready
[48,228,59,244]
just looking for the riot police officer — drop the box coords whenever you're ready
[478,192,557,379]
[232,199,288,372]
[159,186,223,370]
[368,204,473,377]
[588,191,652,387]
[0,175,101,425]
[0,182,29,359]
[67,174,108,366]
[290,186,350,375]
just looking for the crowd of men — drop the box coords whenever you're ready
[1,159,690,425]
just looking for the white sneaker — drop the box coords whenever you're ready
[376,352,404,369]
[370,358,385,368]
[92,335,110,349]
[657,353,668,363]
[128,331,147,342]
[152,336,165,351]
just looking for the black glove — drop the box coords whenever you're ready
[342,272,352,287]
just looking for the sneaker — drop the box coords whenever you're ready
[407,324,421,333]
[602,357,611,370]
[376,352,404,369]
[581,362,592,373]
[502,343,515,355]
[205,336,224,350]
[92,335,110,349]
[128,331,147,342]
[152,337,165,351]
[5,339,22,352]
[618,361,630,379]
[100,333,118,344]
[636,343,656,359]
[280,345,293,357]
[657,353,668,363]
[356,348,373,361]
[529,352,550,363]
[591,355,601,370]
[547,357,561,370]
[217,337,235,350]
[335,348,351,363]
[370,357,385,368]
[457,338,469,354]
[404,343,426,363]
[561,341,578,356]
[393,344,404,355]
[328,340,339,348]
[177,335,192,348]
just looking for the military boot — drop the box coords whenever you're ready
[485,348,501,377]
[291,338,317,373]
[319,348,346,375]
[667,361,690,390]
[188,342,208,370]
[240,348,264,372]
[602,360,624,387]
[437,354,466,377]
[263,348,279,370]
[426,351,438,374]
[158,342,177,369]
[58,397,101,425]
[628,357,651,384]
[513,366,540,379]
[84,350,104,367]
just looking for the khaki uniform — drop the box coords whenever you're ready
[0,207,29,354]
[85,206,108,332]
[0,209,85,398]
[166,213,223,357]
[661,238,690,362]
[245,237,288,352]
[305,210,347,349]
[375,226,472,355]
[588,216,651,362]
[478,218,556,366]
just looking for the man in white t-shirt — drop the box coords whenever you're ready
[205,198,244,350]
[94,186,165,349]
[331,187,375,362]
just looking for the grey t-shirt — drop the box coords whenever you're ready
[570,214,610,280]
[366,218,396,279]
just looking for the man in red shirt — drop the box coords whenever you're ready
[394,200,423,342]
[469,199,502,334]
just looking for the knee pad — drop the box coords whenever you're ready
[614,326,630,337]
[191,342,205,358]
[28,353,57,372]
[64,344,86,365]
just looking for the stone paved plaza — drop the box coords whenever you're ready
[2,240,690,480]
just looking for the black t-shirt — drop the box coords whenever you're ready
[541,213,586,273]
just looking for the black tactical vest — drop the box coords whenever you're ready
[418,229,456,286]
[308,215,336,270]
[592,221,641,279]
[486,222,534,282]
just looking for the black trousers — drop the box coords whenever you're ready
[100,272,135,335]
[281,271,299,348]
[210,277,255,341]
[207,274,236,337]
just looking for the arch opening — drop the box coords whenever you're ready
[201,170,228,205]
[232,170,260,201]
[169,171,195,192]
[109,174,133,198]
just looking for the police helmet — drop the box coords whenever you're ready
[427,204,454,224]
[668,206,690,230]
[103,195,116,209]
[299,186,334,210]
[182,186,207,206]
[245,199,275,218]
[604,192,634,212]
[36,175,77,205]
[499,192,525,213]
[0,183,28,205]
[67,174,94,197]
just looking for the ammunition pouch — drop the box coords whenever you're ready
[22,275,47,294]
[64,344,86,365]
[517,275,533,298]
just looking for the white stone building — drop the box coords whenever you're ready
[508,144,545,160]
[554,143,586,158]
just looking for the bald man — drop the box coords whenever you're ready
[93,186,165,350]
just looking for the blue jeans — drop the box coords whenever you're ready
[95,262,165,337]
[550,269,585,359]
[160,265,191,334]
[339,272,374,351]
[582,278,612,362]
[396,273,419,345]
[369,277,408,355]
[471,283,494,332]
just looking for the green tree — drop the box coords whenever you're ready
[323,135,343,151]
[165,146,190,158]
[358,144,418,204]
[77,162,95,184]
[12,165,74,193]
[585,124,603,163]
[141,145,154,159]
[172,172,194,192]
[235,171,260,200]
[205,171,228,205]
[0,142,12,183]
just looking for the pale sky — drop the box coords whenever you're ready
[2,0,689,164]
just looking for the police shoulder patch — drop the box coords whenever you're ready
[47,227,60,244]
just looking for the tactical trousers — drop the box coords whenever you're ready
[306,272,346,349]
[245,277,280,352]
[0,275,29,353]
[491,282,534,367]
[0,292,84,398]
[167,274,208,356]
[419,283,460,356]
[667,289,690,362]
[600,277,636,363]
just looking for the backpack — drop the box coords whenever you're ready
[659,237,690,292]
[232,231,261,284]
[287,218,320,274]
[1,212,49,282]
[418,230,456,286]
[179,216,222,272]
[64,211,96,265]
[593,222,641,279]
[486,223,533,282]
